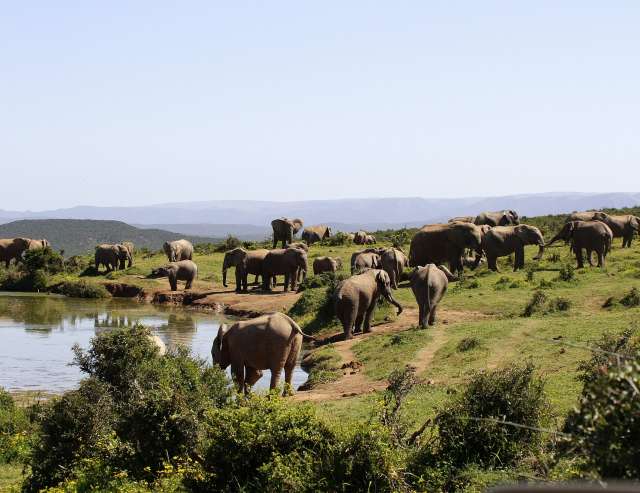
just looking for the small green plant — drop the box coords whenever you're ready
[325,231,349,246]
[523,291,548,317]
[457,337,480,352]
[525,266,535,282]
[550,297,571,312]
[214,235,242,253]
[576,327,640,384]
[389,228,410,249]
[537,278,554,289]
[620,287,640,307]
[466,279,480,289]
[0,388,31,464]
[557,263,576,282]
[494,276,512,291]
[549,253,561,263]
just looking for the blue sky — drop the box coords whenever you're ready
[2,2,639,209]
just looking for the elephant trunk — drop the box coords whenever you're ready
[533,244,545,260]
[222,266,228,287]
[384,290,403,315]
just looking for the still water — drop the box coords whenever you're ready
[0,292,307,392]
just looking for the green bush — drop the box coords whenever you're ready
[0,388,31,464]
[576,328,640,384]
[58,280,110,299]
[214,235,242,253]
[620,287,640,307]
[325,231,349,246]
[412,364,548,474]
[296,272,348,292]
[523,291,548,317]
[25,324,232,491]
[457,337,480,352]
[549,297,571,312]
[563,359,640,478]
[557,263,576,282]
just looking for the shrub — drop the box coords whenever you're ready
[523,291,548,317]
[214,235,242,253]
[457,337,480,352]
[557,263,576,282]
[296,272,348,292]
[389,228,410,249]
[620,287,640,307]
[466,279,480,289]
[58,280,110,299]
[63,255,89,273]
[563,359,640,478]
[538,278,554,289]
[549,297,571,312]
[325,231,349,246]
[494,276,512,290]
[576,327,640,384]
[22,247,64,275]
[0,388,31,464]
[525,266,536,282]
[416,364,548,471]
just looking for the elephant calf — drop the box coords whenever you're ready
[262,248,308,292]
[380,248,409,289]
[351,251,382,274]
[547,221,613,268]
[151,260,198,291]
[211,312,315,395]
[313,256,342,275]
[335,269,403,340]
[410,264,457,328]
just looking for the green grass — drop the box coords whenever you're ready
[0,464,24,492]
[300,345,343,389]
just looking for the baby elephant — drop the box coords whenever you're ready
[211,312,315,395]
[410,264,457,328]
[151,260,198,291]
[313,256,342,275]
[335,269,403,340]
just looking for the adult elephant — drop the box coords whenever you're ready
[364,234,376,244]
[163,239,193,262]
[481,225,545,272]
[121,241,134,267]
[448,216,474,223]
[335,269,403,340]
[566,211,601,222]
[271,218,303,248]
[222,248,269,292]
[288,243,308,283]
[547,221,613,268]
[474,210,520,227]
[211,312,315,395]
[353,231,368,245]
[94,244,120,273]
[114,244,132,270]
[410,264,457,328]
[350,248,385,273]
[380,248,409,289]
[313,256,342,275]
[409,222,482,275]
[262,248,308,292]
[301,225,331,245]
[351,251,381,274]
[27,238,50,251]
[0,238,31,268]
[590,213,640,248]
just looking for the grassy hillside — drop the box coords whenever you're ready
[0,219,221,255]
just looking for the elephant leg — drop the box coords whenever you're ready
[487,255,498,272]
[428,305,438,326]
[283,273,290,292]
[597,249,604,267]
[270,367,282,390]
[513,247,524,272]
[390,271,397,289]
[253,275,259,285]
[418,303,428,329]
[245,367,263,387]
[231,363,245,393]
[354,308,365,334]
[185,278,193,290]
[363,304,376,333]
[574,247,584,268]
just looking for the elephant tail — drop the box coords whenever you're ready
[283,313,317,342]
[425,264,432,314]
[604,233,612,255]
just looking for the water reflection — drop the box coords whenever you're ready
[0,293,307,392]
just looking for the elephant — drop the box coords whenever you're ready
[151,260,198,291]
[114,244,133,270]
[481,224,545,272]
[271,218,304,248]
[471,224,493,268]
[27,238,50,251]
[474,210,520,227]
[121,241,134,267]
[211,312,315,395]
[288,243,309,283]
[380,248,409,289]
[163,239,193,262]
[148,334,167,356]
[350,248,385,273]
[351,251,382,274]
[448,216,474,223]
[353,231,368,245]
[409,222,483,275]
[346,233,356,242]
[547,221,613,268]
[261,248,308,292]
[566,211,601,222]
[410,264,457,328]
[364,234,377,244]
[94,244,120,273]
[335,269,403,340]
[302,225,331,245]
[0,238,31,268]
[587,213,640,248]
[222,248,269,292]
[312,256,343,275]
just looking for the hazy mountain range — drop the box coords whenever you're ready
[2,192,639,240]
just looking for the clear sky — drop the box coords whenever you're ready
[2,2,639,210]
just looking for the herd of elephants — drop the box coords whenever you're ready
[1,210,640,393]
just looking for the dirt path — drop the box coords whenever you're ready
[295,307,489,402]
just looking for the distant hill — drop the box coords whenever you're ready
[0,220,221,256]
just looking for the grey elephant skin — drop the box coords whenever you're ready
[262,248,308,292]
[313,256,342,275]
[474,210,520,226]
[271,218,303,248]
[567,211,640,248]
[27,238,51,251]
[151,260,198,291]
[335,269,402,340]
[351,251,381,274]
[380,248,409,289]
[409,222,482,274]
[481,225,545,272]
[410,264,457,328]
[548,221,613,268]
[94,244,120,273]
[163,239,193,262]
[0,238,31,268]
[353,231,368,245]
[211,312,315,394]
[222,247,269,292]
[448,216,474,224]
[302,225,331,245]
[350,248,385,273]
[120,241,134,268]
[114,243,133,270]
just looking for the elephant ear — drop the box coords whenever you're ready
[513,225,530,243]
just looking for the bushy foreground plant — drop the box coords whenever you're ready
[57,279,110,298]
[0,388,31,464]
[576,327,640,384]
